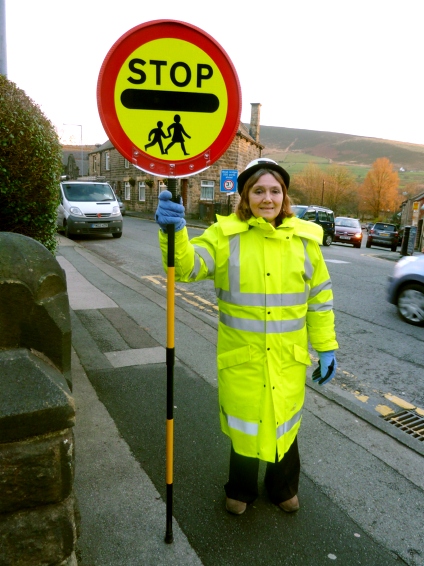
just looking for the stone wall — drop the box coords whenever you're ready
[0,233,78,566]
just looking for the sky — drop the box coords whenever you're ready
[4,0,424,147]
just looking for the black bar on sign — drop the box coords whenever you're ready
[121,89,219,113]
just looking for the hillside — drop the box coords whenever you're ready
[251,125,424,172]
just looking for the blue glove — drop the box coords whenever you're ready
[155,190,186,232]
[312,351,337,385]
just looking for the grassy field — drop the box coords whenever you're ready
[257,125,424,192]
[263,150,424,188]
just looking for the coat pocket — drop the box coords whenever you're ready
[217,345,251,370]
[217,345,261,421]
[293,343,312,366]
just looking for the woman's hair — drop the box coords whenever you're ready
[235,168,293,226]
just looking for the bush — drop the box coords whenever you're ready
[0,76,63,254]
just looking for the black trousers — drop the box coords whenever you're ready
[224,437,300,505]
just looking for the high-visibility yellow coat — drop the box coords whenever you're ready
[159,213,338,463]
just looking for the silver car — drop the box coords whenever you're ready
[387,255,424,326]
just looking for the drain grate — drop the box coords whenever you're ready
[382,409,424,441]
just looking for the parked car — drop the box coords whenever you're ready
[333,217,363,248]
[117,198,126,216]
[366,222,399,252]
[387,255,424,326]
[57,181,123,239]
[366,222,374,232]
[291,205,335,246]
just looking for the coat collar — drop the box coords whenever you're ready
[216,214,322,244]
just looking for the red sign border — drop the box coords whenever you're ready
[97,20,242,177]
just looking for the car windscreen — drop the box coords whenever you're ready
[374,224,396,231]
[62,183,115,202]
[335,218,360,228]
[291,206,307,218]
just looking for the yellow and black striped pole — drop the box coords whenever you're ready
[165,178,178,544]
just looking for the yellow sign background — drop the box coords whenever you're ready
[115,38,228,160]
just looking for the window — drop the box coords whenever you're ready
[138,182,145,202]
[124,182,131,200]
[200,180,215,201]
[105,152,110,171]
[124,159,129,169]
[158,181,167,192]
[304,210,317,221]
[92,155,97,174]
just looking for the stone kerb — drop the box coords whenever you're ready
[0,233,78,566]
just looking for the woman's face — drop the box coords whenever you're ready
[248,173,284,226]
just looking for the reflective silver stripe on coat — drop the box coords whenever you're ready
[308,300,333,312]
[301,238,313,281]
[276,409,302,440]
[225,412,259,436]
[216,287,309,307]
[220,312,306,333]
[309,278,332,298]
[192,244,215,277]
[189,254,202,279]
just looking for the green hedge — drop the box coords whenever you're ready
[0,76,63,254]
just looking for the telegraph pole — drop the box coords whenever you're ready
[0,0,7,76]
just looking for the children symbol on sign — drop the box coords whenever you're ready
[164,115,191,156]
[144,121,169,155]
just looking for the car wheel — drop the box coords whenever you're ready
[112,232,122,238]
[323,234,332,246]
[64,223,74,240]
[397,284,424,326]
[366,241,371,248]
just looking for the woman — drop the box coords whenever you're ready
[156,158,338,515]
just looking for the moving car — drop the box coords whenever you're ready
[387,255,424,326]
[291,205,335,246]
[366,222,399,252]
[57,181,123,239]
[333,217,363,248]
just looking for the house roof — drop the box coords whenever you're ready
[237,122,264,148]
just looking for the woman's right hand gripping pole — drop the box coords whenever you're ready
[155,190,186,233]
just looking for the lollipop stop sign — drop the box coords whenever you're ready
[97,19,242,177]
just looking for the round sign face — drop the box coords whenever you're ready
[97,20,242,177]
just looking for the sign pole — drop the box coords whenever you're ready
[164,177,178,544]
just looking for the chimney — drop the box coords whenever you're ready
[249,103,261,143]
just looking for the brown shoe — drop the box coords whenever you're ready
[226,497,247,515]
[279,495,300,513]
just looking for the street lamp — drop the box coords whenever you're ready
[63,124,83,178]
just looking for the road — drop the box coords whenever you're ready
[73,216,424,424]
[59,221,424,565]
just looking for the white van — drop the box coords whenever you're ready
[57,181,123,239]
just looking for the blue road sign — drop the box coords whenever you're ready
[220,169,238,193]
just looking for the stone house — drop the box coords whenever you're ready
[62,144,97,179]
[88,103,264,222]
[400,190,424,251]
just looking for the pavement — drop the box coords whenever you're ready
[56,227,424,566]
